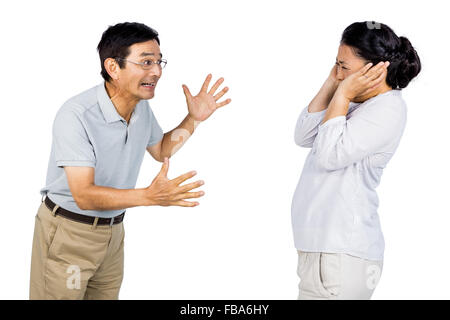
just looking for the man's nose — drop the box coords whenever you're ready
[148,64,162,77]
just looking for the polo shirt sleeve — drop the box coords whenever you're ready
[52,104,96,168]
[312,98,406,171]
[147,106,164,147]
[294,106,327,148]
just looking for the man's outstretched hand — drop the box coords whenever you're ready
[144,158,205,207]
[182,74,231,122]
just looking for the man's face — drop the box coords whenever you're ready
[335,44,366,81]
[115,39,162,100]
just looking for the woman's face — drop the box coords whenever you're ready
[335,44,367,80]
[335,43,391,102]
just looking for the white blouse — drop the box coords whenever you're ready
[291,89,407,261]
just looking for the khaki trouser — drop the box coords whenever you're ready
[29,200,125,300]
[297,250,383,300]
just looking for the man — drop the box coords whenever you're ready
[29,22,231,300]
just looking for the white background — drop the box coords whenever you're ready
[0,0,449,299]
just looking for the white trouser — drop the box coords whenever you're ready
[297,250,383,300]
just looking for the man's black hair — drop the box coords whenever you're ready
[97,22,160,82]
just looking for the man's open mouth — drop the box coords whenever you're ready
[141,82,156,88]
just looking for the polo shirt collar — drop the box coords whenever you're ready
[97,82,127,124]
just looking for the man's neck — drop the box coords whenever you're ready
[104,81,140,123]
[353,83,393,103]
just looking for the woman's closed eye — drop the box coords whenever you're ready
[336,62,348,70]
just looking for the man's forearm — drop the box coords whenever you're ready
[160,114,200,158]
[77,185,148,211]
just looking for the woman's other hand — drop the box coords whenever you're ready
[323,64,341,94]
[326,64,340,87]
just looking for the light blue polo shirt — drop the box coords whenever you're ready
[40,82,164,218]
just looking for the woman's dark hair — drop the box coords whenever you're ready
[97,22,160,82]
[341,21,421,89]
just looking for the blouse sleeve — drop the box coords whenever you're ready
[294,106,327,148]
[312,97,407,171]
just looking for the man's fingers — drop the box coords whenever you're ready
[173,200,200,207]
[158,157,169,178]
[182,84,192,99]
[216,98,232,108]
[200,74,212,93]
[173,191,205,201]
[214,87,229,101]
[178,179,205,193]
[208,77,224,96]
[172,170,198,185]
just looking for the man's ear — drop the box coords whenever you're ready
[104,57,120,81]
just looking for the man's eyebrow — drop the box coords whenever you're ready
[139,52,163,58]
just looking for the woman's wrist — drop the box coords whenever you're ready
[324,77,339,90]
[332,87,351,105]
[319,80,337,104]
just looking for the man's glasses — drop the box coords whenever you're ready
[115,57,167,70]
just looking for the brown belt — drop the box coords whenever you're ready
[44,196,125,226]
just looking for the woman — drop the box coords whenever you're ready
[292,21,421,300]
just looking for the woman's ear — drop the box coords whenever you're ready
[104,58,120,81]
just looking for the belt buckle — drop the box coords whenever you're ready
[109,216,115,226]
